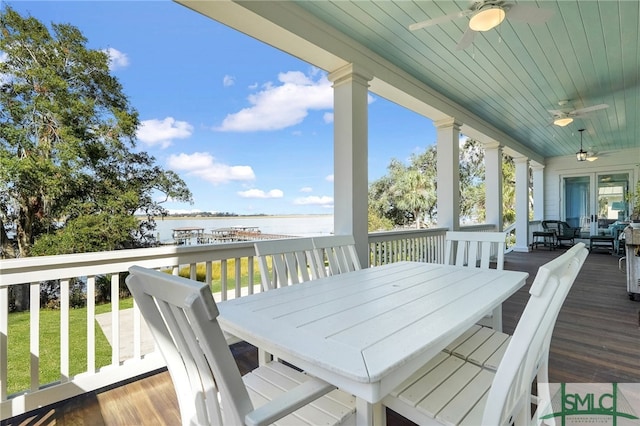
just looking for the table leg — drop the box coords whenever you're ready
[356,398,386,426]
[491,306,502,332]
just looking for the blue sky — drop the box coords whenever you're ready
[7,0,438,215]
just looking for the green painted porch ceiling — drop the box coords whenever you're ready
[292,0,639,160]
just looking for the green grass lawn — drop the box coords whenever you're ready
[6,259,267,396]
[6,300,132,396]
[177,257,264,292]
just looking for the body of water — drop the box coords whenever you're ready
[152,215,334,243]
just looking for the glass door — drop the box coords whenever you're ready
[564,175,591,236]
[563,172,631,237]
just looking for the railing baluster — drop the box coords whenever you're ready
[220,259,227,301]
[235,258,241,299]
[60,279,69,383]
[110,274,119,365]
[87,276,96,373]
[248,257,255,295]
[206,261,212,288]
[29,282,39,391]
[1,286,8,401]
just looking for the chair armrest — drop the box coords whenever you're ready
[245,378,337,426]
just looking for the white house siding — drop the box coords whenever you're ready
[543,147,640,221]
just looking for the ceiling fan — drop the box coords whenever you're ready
[548,101,609,127]
[409,1,554,50]
[584,147,611,162]
[585,149,600,162]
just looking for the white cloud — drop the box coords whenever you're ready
[216,70,333,132]
[323,112,334,124]
[238,189,284,199]
[300,187,313,193]
[103,47,129,71]
[223,75,235,87]
[137,117,193,149]
[167,152,255,184]
[293,195,333,207]
[325,174,334,182]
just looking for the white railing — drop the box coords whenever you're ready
[1,225,501,421]
[367,225,497,266]
[368,227,448,265]
[0,241,260,420]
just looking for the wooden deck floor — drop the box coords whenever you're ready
[4,247,639,426]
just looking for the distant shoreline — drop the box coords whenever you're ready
[138,214,332,221]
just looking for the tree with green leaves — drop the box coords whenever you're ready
[0,6,192,258]
[369,155,436,229]
[407,145,440,226]
[369,139,519,229]
[459,138,486,221]
[501,155,517,225]
[392,167,433,229]
[367,205,394,232]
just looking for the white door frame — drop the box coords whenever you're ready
[561,169,634,236]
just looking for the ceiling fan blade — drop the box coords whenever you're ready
[505,4,554,25]
[571,104,609,115]
[409,9,471,31]
[455,27,477,50]
[547,109,565,116]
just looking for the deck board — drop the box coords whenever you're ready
[505,246,640,384]
[3,248,638,426]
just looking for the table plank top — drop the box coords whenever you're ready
[217,261,528,402]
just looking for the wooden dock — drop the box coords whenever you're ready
[171,226,294,245]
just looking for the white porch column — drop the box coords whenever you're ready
[531,164,545,222]
[328,64,372,268]
[483,141,503,231]
[512,155,531,252]
[435,118,461,231]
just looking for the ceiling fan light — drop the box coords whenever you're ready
[586,155,598,162]
[469,6,506,32]
[553,117,573,127]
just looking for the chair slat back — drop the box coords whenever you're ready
[444,231,506,270]
[482,243,588,425]
[312,235,361,276]
[126,266,252,426]
[254,237,319,291]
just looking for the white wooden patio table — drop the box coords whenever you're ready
[217,261,529,426]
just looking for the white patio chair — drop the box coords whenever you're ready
[444,230,506,330]
[254,237,322,291]
[444,231,506,270]
[311,235,361,277]
[125,266,356,426]
[254,238,324,364]
[383,243,588,426]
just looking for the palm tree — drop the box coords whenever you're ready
[392,168,433,229]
